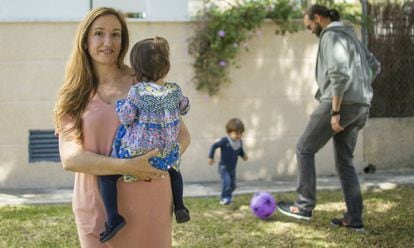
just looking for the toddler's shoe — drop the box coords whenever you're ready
[99,215,126,243]
[219,198,232,205]
[175,207,190,223]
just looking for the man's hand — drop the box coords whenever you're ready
[331,115,344,133]
[208,158,214,166]
[243,155,248,161]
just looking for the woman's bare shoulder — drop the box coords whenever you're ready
[122,65,134,75]
[121,66,137,85]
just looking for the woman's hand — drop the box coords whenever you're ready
[125,149,169,181]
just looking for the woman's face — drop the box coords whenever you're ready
[86,15,122,66]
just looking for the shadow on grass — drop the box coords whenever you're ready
[173,185,414,248]
[0,186,412,247]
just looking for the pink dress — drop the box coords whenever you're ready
[61,93,173,248]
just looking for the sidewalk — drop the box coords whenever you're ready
[1,169,413,206]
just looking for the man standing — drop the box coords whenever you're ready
[277,4,380,232]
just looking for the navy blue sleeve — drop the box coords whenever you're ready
[239,140,246,158]
[208,137,225,159]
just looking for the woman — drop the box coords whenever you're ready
[54,7,190,247]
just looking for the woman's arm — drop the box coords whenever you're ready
[178,117,191,155]
[58,127,167,180]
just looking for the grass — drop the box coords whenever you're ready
[1,185,413,248]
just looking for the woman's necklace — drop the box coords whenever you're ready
[96,90,117,105]
[96,71,132,105]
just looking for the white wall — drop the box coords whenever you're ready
[0,21,371,189]
[93,0,195,21]
[0,0,203,21]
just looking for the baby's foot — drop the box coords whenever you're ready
[175,208,190,223]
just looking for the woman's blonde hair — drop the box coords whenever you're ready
[54,7,129,141]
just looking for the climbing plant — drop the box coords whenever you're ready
[188,0,361,96]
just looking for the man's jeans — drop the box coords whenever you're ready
[295,101,370,226]
[219,165,236,201]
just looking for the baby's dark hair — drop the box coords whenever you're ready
[305,4,340,22]
[130,36,170,82]
[225,118,245,134]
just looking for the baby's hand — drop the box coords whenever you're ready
[208,158,214,166]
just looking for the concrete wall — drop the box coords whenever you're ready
[364,117,414,170]
[0,20,373,189]
[0,22,75,189]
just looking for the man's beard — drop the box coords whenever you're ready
[314,23,323,37]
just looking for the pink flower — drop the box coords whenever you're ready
[218,30,226,37]
[219,60,227,67]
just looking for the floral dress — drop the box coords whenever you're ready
[111,82,190,182]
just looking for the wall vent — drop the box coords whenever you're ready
[29,130,60,163]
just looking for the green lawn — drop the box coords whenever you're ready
[1,185,413,248]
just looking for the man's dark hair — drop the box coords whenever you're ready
[305,4,341,21]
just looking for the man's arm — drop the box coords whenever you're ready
[331,95,344,132]
[323,32,349,133]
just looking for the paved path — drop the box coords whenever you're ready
[0,169,413,206]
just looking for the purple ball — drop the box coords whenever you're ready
[250,192,277,219]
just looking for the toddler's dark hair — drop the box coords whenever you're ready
[130,36,170,82]
[305,4,340,22]
[226,118,245,133]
